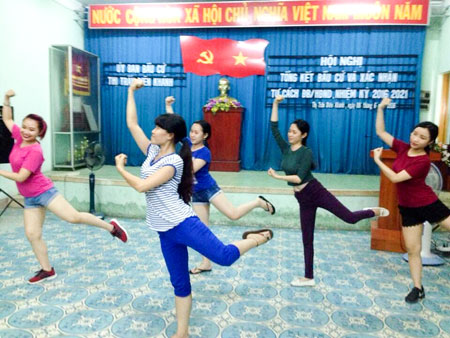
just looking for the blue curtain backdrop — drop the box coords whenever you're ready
[85,26,425,174]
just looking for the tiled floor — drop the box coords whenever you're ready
[0,208,449,337]
[46,166,381,191]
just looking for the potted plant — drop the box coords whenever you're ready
[204,97,242,115]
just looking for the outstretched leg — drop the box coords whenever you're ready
[211,193,274,220]
[46,194,128,242]
[314,184,375,224]
[159,217,273,338]
[47,195,113,230]
[180,217,253,265]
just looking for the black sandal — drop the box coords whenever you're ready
[259,195,276,215]
[189,267,212,275]
[242,229,274,246]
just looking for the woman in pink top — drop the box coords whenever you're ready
[372,97,450,303]
[0,90,128,284]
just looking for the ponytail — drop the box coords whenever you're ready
[155,113,193,203]
[178,139,194,204]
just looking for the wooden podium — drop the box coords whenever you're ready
[203,107,243,172]
[370,149,441,252]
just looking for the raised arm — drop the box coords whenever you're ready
[127,79,150,155]
[2,89,15,132]
[270,95,284,122]
[270,95,289,151]
[375,98,394,147]
[165,96,175,114]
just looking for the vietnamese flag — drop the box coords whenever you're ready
[180,36,269,78]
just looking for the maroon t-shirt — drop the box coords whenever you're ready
[391,138,437,207]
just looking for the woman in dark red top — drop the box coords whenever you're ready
[373,97,450,303]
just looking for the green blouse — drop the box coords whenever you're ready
[270,121,315,186]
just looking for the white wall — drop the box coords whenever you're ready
[421,2,450,143]
[0,0,84,195]
[420,21,441,122]
[438,1,450,74]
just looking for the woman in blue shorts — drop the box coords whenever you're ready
[166,96,276,274]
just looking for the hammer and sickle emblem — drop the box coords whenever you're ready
[196,50,214,64]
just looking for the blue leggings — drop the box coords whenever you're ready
[295,179,375,279]
[158,216,240,297]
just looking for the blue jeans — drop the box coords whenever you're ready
[192,183,221,204]
[158,216,240,297]
[24,187,59,209]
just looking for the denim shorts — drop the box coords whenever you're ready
[192,184,222,204]
[24,187,59,209]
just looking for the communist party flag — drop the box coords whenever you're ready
[180,36,269,78]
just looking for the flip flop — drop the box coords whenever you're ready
[259,195,276,215]
[189,267,212,275]
[242,228,274,246]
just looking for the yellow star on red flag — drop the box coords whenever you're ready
[233,51,248,66]
[180,36,268,77]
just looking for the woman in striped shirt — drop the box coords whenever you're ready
[165,96,276,275]
[115,78,273,338]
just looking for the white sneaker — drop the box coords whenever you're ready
[364,207,389,217]
[291,278,315,287]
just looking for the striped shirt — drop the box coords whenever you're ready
[140,144,196,231]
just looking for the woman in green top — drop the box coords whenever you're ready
[268,95,389,287]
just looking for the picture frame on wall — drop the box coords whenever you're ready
[83,104,98,131]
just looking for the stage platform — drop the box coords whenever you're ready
[1,166,384,230]
[3,166,450,230]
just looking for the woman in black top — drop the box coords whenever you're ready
[268,95,389,287]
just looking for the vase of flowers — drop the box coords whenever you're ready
[204,97,242,115]
[432,143,450,167]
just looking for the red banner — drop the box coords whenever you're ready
[180,36,268,77]
[65,51,91,96]
[72,52,91,96]
[89,0,429,29]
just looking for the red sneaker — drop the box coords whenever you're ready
[28,268,56,284]
[110,219,128,243]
